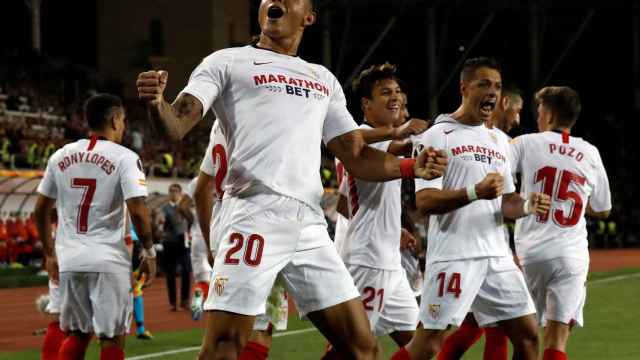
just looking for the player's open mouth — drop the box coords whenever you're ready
[480,100,496,116]
[267,4,285,19]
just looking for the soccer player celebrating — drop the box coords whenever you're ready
[336,63,421,349]
[510,86,611,360]
[392,57,550,360]
[437,85,523,360]
[136,0,447,358]
[34,94,156,360]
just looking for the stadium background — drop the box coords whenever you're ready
[1,0,639,358]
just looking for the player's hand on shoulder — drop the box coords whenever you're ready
[476,172,504,199]
[392,118,430,140]
[527,192,551,216]
[415,146,448,180]
[136,70,168,106]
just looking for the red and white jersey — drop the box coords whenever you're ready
[180,45,358,212]
[510,131,611,264]
[333,158,349,251]
[338,124,402,270]
[37,137,147,273]
[412,114,516,264]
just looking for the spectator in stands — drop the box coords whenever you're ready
[160,183,193,311]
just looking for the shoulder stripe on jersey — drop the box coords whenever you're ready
[87,135,98,151]
[562,130,570,144]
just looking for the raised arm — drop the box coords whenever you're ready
[136,71,203,141]
[326,130,447,182]
[416,173,504,215]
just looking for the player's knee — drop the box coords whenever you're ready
[349,333,379,359]
[198,338,244,360]
[512,328,539,351]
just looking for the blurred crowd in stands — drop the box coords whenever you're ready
[0,52,637,271]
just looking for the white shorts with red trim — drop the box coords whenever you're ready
[46,280,61,314]
[348,264,419,337]
[419,256,535,329]
[203,193,360,318]
[522,257,588,327]
[59,272,132,338]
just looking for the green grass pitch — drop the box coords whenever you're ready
[2,268,639,359]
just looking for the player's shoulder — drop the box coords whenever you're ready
[201,46,246,66]
[425,114,460,135]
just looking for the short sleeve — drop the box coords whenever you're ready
[119,154,148,200]
[412,129,445,192]
[502,153,516,194]
[588,147,612,212]
[179,50,234,116]
[37,155,59,199]
[322,76,358,144]
[509,135,525,175]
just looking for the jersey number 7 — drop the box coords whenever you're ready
[71,178,97,234]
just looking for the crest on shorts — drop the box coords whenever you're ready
[213,276,229,297]
[428,304,441,320]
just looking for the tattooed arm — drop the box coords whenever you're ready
[136,70,203,141]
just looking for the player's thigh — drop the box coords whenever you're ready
[545,258,588,327]
[281,222,360,317]
[59,272,93,334]
[376,270,419,338]
[347,264,388,329]
[90,272,133,338]
[472,256,536,328]
[205,194,299,316]
[522,261,552,326]
[418,259,487,330]
[201,311,256,357]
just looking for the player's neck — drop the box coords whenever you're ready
[550,126,571,134]
[91,130,118,143]
[256,34,301,56]
[451,106,483,126]
[363,115,393,129]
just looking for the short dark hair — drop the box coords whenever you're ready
[535,86,581,126]
[169,183,182,192]
[84,94,123,131]
[502,84,523,104]
[352,62,398,99]
[460,57,501,83]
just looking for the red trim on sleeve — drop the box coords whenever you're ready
[87,135,98,151]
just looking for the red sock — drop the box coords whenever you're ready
[391,347,412,360]
[58,335,91,360]
[483,327,508,360]
[41,321,65,360]
[437,322,483,360]
[543,349,568,360]
[238,341,269,360]
[100,345,124,360]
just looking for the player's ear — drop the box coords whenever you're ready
[459,81,467,97]
[501,96,509,111]
[303,11,316,26]
[361,97,370,112]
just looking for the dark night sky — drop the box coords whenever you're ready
[2,1,636,151]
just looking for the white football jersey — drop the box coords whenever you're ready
[412,114,516,264]
[199,122,229,254]
[184,177,203,240]
[333,159,349,252]
[180,45,358,212]
[511,131,611,264]
[338,124,402,270]
[37,136,147,273]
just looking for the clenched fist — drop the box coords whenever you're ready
[475,172,504,199]
[415,146,448,180]
[526,192,551,216]
[136,70,169,106]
